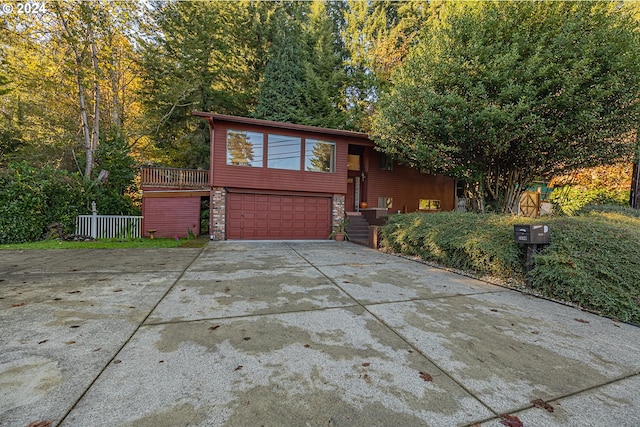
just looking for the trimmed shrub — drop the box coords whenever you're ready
[0,163,87,243]
[528,208,640,323]
[381,209,640,324]
[0,162,139,244]
[381,212,525,281]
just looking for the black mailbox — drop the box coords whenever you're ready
[514,224,549,244]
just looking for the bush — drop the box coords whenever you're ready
[528,208,640,323]
[549,186,629,216]
[0,163,86,243]
[381,212,525,281]
[381,210,640,324]
[0,162,139,244]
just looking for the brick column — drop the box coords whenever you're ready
[210,187,226,240]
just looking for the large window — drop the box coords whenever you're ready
[226,130,263,167]
[305,139,335,173]
[419,199,441,211]
[267,134,301,170]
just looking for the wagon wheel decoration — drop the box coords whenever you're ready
[520,191,540,218]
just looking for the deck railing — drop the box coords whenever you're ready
[140,167,209,189]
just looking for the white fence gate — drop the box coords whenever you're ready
[76,204,143,239]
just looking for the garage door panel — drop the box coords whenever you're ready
[227,193,331,240]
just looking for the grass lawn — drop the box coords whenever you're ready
[0,236,209,250]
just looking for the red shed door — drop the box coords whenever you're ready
[227,193,331,240]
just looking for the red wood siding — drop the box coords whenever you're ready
[142,196,200,238]
[211,120,371,195]
[363,150,455,212]
[227,192,331,240]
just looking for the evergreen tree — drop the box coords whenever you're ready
[254,1,349,129]
[140,1,257,168]
[253,4,309,124]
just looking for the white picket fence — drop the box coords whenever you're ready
[76,214,143,239]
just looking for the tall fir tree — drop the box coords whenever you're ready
[253,3,309,124]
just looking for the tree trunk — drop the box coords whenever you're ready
[54,2,94,180]
[632,158,640,210]
[77,70,93,179]
[90,29,100,168]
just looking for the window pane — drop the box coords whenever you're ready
[379,153,393,170]
[267,134,301,170]
[305,140,335,173]
[227,130,263,167]
[419,199,441,210]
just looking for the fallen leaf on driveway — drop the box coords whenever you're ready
[234,365,243,371]
[419,372,433,382]
[532,398,554,412]
[65,341,76,345]
[11,302,25,307]
[499,414,523,427]
[243,337,251,341]
[208,325,220,331]
[362,362,370,367]
[574,318,589,324]
[38,340,48,344]
[68,290,80,294]
[28,421,54,427]
[113,360,122,364]
[304,344,310,348]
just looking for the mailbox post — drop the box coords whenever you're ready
[514,224,550,279]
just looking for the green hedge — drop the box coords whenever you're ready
[381,208,640,324]
[0,162,139,244]
[0,163,86,243]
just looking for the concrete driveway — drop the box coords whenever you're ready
[1,242,639,427]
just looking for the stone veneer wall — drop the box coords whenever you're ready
[332,194,345,229]
[210,187,226,240]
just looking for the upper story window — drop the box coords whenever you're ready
[226,130,263,167]
[267,134,301,170]
[305,140,335,173]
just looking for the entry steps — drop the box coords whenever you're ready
[345,212,369,245]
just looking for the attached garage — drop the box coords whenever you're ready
[226,192,331,240]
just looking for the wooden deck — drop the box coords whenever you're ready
[141,167,209,189]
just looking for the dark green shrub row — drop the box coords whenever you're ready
[381,208,640,324]
[0,162,138,244]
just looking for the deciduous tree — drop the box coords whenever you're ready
[372,1,640,213]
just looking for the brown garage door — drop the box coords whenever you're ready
[227,193,331,240]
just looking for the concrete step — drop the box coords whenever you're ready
[346,213,370,244]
